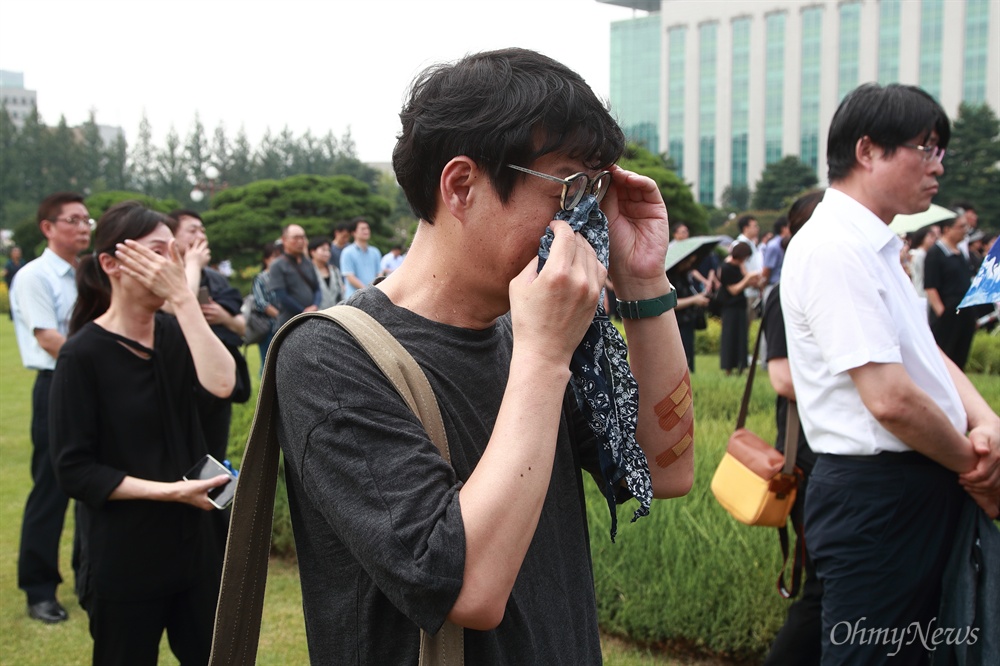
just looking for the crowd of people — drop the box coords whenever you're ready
[5,49,997,666]
[667,200,996,377]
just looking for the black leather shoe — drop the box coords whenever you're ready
[27,600,68,624]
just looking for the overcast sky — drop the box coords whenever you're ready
[0,0,643,163]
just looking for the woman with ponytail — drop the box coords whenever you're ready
[50,201,235,666]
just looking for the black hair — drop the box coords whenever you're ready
[772,216,789,235]
[392,47,625,223]
[70,202,170,335]
[37,192,85,228]
[737,215,756,232]
[788,189,825,237]
[261,242,281,269]
[827,83,950,182]
[308,236,331,255]
[731,241,752,261]
[165,209,203,234]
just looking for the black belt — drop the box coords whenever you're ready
[819,451,930,465]
[36,370,54,377]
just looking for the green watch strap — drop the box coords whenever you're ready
[616,289,678,319]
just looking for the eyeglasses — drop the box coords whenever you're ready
[506,164,612,212]
[901,143,946,163]
[52,215,95,229]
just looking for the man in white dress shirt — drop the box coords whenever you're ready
[782,83,999,665]
[10,192,92,623]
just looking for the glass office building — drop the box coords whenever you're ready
[605,0,999,206]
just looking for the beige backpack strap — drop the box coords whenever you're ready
[210,304,463,665]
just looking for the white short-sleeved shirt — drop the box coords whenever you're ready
[781,188,966,455]
[9,248,77,371]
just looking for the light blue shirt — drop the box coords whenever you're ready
[10,248,77,371]
[340,243,382,298]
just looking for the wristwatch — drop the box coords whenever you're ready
[616,289,678,319]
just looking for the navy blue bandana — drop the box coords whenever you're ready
[537,195,653,540]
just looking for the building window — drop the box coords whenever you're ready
[919,0,944,99]
[731,17,751,188]
[838,2,861,100]
[667,26,686,177]
[964,0,989,103]
[765,12,786,165]
[801,6,823,172]
[699,22,718,204]
[878,0,901,83]
[610,16,661,151]
[699,136,715,206]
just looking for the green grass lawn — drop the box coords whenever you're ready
[0,316,718,666]
[1,313,996,665]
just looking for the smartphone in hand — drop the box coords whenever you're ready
[197,286,212,305]
[183,454,237,509]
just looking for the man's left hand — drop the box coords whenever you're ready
[600,165,670,296]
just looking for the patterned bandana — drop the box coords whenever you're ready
[537,195,653,541]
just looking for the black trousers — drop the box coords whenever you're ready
[930,306,977,370]
[763,474,822,666]
[88,581,217,666]
[805,453,965,666]
[18,370,70,604]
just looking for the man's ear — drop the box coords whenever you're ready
[439,156,481,222]
[39,220,56,241]
[855,136,879,171]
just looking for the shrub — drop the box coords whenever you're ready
[967,330,999,375]
[0,281,8,315]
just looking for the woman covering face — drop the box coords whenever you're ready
[50,201,236,666]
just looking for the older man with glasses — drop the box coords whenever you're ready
[10,192,93,624]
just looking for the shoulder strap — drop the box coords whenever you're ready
[210,304,462,666]
[735,324,764,429]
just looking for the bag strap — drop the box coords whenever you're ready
[776,518,806,599]
[736,324,765,429]
[782,400,799,476]
[210,304,463,666]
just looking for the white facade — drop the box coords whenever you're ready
[653,0,1000,206]
[0,70,38,129]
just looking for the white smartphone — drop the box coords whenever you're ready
[183,454,237,509]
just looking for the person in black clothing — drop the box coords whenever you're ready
[51,202,236,666]
[761,189,824,666]
[667,254,710,372]
[165,210,248,462]
[924,214,978,370]
[719,241,761,375]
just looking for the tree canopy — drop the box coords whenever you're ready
[0,107,384,247]
[750,156,818,210]
[618,144,709,235]
[203,174,392,269]
[936,102,1000,230]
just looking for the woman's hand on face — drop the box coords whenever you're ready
[115,238,190,302]
[172,475,231,511]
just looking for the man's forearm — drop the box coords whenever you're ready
[34,328,66,360]
[925,288,945,317]
[450,351,570,629]
[346,273,364,290]
[848,362,976,473]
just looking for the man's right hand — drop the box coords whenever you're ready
[508,220,605,372]
[185,236,212,270]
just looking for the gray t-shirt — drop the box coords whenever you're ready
[276,288,605,665]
